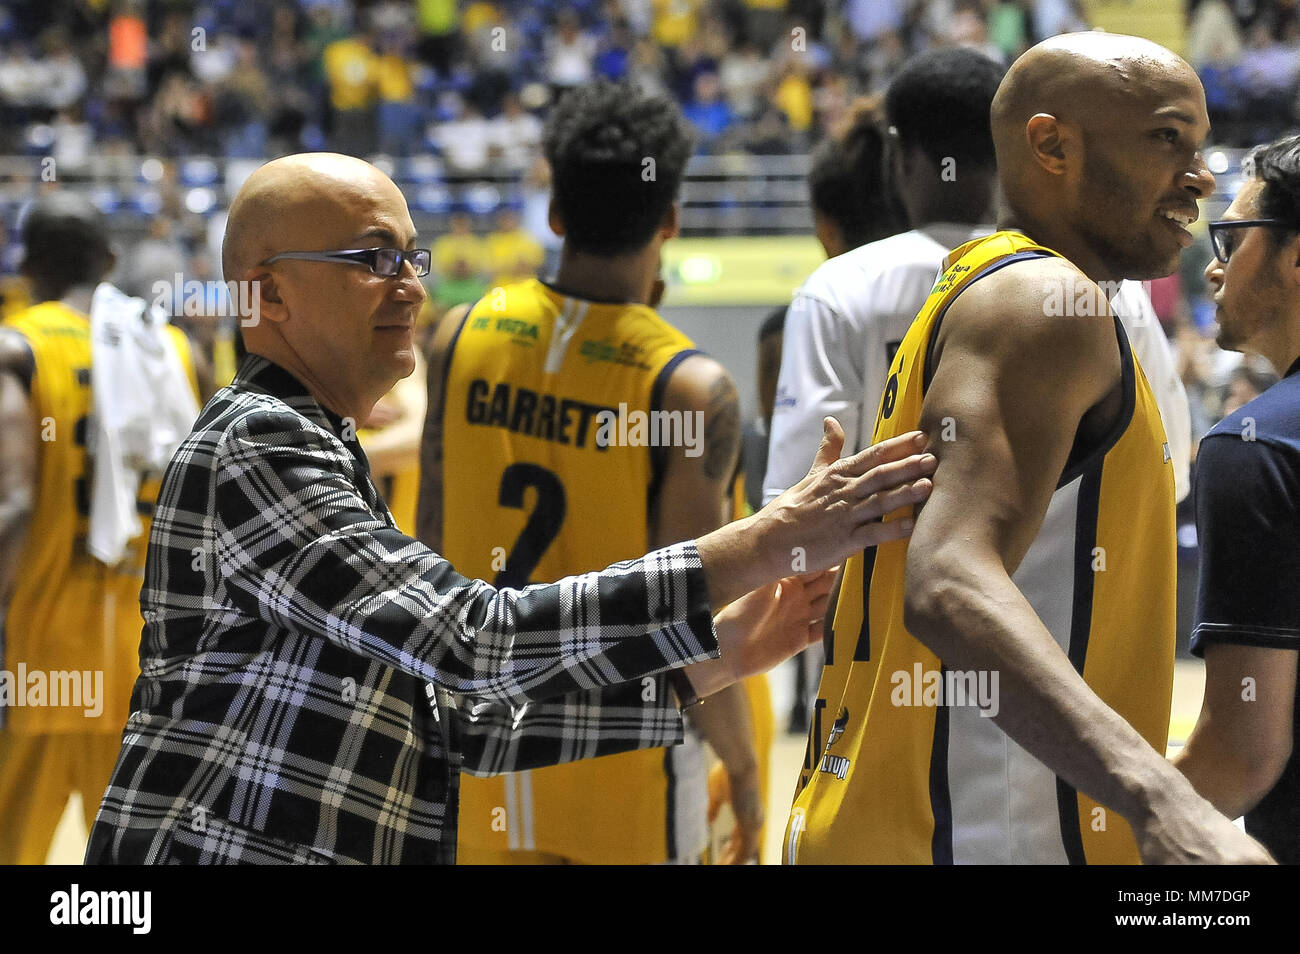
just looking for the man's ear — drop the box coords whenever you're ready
[1287,231,1300,282]
[1025,113,1070,175]
[250,270,288,323]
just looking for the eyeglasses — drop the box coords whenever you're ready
[1208,219,1290,264]
[260,247,432,277]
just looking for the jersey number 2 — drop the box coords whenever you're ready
[494,463,566,589]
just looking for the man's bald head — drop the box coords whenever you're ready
[222,153,410,283]
[989,32,1213,282]
[221,153,425,422]
[992,32,1198,190]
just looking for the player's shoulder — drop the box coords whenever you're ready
[0,323,35,389]
[940,252,1115,363]
[1207,372,1300,451]
[659,351,735,415]
[799,228,964,308]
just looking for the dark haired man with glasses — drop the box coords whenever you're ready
[83,151,936,864]
[1174,135,1300,864]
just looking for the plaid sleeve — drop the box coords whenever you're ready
[214,407,720,705]
[452,673,684,777]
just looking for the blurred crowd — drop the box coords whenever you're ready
[2,2,1300,163]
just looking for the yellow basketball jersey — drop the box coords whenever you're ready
[3,302,197,734]
[785,232,1177,864]
[445,278,704,865]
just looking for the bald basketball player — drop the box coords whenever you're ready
[785,34,1273,864]
[84,153,936,864]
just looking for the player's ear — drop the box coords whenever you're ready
[1025,113,1068,175]
[661,202,680,241]
[547,198,566,239]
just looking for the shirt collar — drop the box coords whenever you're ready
[1286,354,1300,379]
[232,353,348,436]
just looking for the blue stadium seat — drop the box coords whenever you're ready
[413,184,453,214]
[405,156,445,184]
[129,189,163,218]
[464,183,502,216]
[180,158,220,187]
[89,187,121,216]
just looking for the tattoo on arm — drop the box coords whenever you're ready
[704,374,741,481]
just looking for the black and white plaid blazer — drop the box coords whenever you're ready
[85,356,718,864]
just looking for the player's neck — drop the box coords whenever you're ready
[552,247,656,305]
[998,213,1120,286]
[53,283,99,317]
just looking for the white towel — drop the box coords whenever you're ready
[88,281,200,565]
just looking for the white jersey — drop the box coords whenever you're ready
[1109,280,1192,502]
[763,223,991,504]
[763,226,1192,505]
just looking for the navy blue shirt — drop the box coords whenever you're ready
[1191,356,1300,864]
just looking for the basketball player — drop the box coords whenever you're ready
[419,80,767,864]
[785,33,1272,864]
[766,48,1002,752]
[764,48,1002,511]
[1173,135,1300,864]
[0,193,200,863]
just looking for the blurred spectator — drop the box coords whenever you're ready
[719,39,769,121]
[545,10,597,92]
[948,1,1008,65]
[861,29,907,97]
[432,101,492,173]
[743,102,794,154]
[988,0,1032,63]
[140,72,211,155]
[594,18,634,80]
[488,91,542,172]
[322,23,378,156]
[374,25,420,155]
[683,72,735,149]
[772,60,814,138]
[31,27,87,114]
[191,32,239,87]
[432,211,488,286]
[627,37,671,97]
[51,106,94,171]
[212,39,270,158]
[521,154,563,271]
[1187,0,1245,69]
[844,0,907,44]
[1031,0,1088,41]
[416,0,461,78]
[743,0,788,50]
[121,216,187,304]
[485,205,545,286]
[652,0,701,49]
[1222,357,1280,417]
[104,0,148,102]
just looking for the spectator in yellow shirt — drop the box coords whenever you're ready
[322,27,378,155]
[485,206,544,287]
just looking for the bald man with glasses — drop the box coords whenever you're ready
[83,153,936,865]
